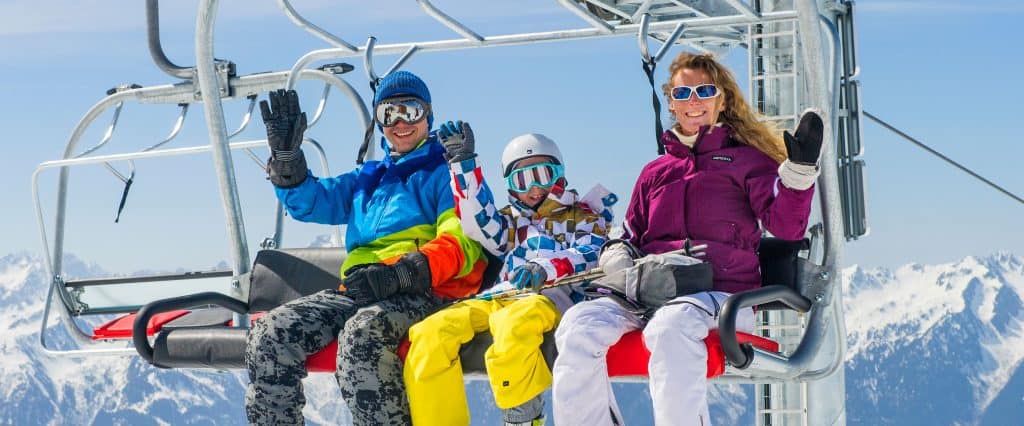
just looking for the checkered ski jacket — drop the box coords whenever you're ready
[448,157,616,310]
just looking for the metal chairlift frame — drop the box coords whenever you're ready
[33,1,865,425]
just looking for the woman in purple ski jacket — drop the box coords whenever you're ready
[551,52,823,426]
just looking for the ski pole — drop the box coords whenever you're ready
[475,267,609,301]
[473,244,706,302]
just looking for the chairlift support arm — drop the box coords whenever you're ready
[416,0,483,42]
[147,0,193,79]
[276,0,357,51]
[285,10,797,90]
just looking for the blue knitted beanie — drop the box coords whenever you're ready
[373,71,433,129]
[373,71,431,105]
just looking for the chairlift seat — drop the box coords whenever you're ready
[132,238,807,377]
[93,310,189,340]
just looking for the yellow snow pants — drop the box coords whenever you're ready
[404,294,560,426]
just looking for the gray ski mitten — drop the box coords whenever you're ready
[260,89,308,188]
[438,120,476,163]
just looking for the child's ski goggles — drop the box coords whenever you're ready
[670,84,720,101]
[506,162,564,193]
[374,97,431,127]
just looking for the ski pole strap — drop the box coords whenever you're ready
[114,176,133,223]
[356,77,381,165]
[356,120,374,165]
[642,59,665,155]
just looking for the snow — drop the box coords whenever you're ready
[843,252,1024,415]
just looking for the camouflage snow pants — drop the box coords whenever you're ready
[245,289,443,426]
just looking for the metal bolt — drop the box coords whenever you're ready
[819,271,830,281]
[815,293,825,302]
[231,279,241,289]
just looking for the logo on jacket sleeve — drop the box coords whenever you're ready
[711,155,733,162]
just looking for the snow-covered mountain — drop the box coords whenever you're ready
[2,251,1022,424]
[0,252,350,425]
[843,253,1024,425]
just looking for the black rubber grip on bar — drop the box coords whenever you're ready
[318,62,355,74]
[106,84,143,96]
[717,285,812,369]
[132,292,248,367]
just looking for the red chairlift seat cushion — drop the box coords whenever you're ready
[303,330,779,378]
[92,310,190,340]
[606,330,780,378]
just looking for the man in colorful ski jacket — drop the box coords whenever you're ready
[404,128,616,426]
[245,71,486,425]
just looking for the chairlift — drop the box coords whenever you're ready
[33,1,867,425]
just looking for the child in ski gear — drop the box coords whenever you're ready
[404,127,616,426]
[552,52,821,426]
[245,71,487,426]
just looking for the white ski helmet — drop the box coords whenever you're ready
[500,133,564,177]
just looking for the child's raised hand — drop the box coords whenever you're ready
[439,120,477,163]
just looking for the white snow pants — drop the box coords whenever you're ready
[552,292,755,426]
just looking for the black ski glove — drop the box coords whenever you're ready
[260,89,308,188]
[509,262,548,291]
[783,110,824,166]
[341,251,432,305]
[438,120,476,163]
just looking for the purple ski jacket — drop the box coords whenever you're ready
[624,125,814,294]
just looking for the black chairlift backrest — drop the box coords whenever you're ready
[248,237,806,312]
[247,248,506,312]
[758,237,809,288]
[248,248,346,312]
[756,237,810,310]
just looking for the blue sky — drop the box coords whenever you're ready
[1,0,1021,273]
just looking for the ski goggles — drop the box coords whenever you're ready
[374,97,431,127]
[506,162,564,193]
[670,84,720,101]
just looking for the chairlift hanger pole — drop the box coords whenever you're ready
[147,0,193,79]
[195,2,249,305]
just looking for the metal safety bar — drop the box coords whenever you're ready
[39,67,364,268]
[43,67,367,267]
[133,291,248,367]
[558,0,615,32]
[101,103,192,186]
[363,37,421,83]
[35,64,367,352]
[276,0,357,51]
[33,135,335,346]
[638,14,688,63]
[416,0,483,42]
[284,10,798,90]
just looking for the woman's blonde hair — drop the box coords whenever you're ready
[661,52,787,164]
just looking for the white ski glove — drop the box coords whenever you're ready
[599,240,639,274]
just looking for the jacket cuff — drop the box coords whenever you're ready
[778,160,819,191]
[449,156,479,175]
